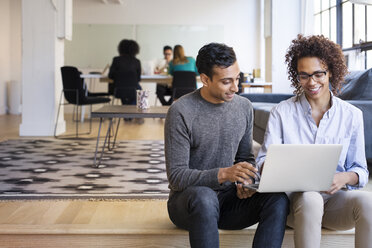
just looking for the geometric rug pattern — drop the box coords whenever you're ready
[0,139,169,200]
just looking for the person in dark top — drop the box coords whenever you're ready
[108,39,142,105]
[155,45,173,106]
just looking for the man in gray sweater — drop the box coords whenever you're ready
[165,43,289,248]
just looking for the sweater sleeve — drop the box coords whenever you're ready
[136,59,141,82]
[108,57,118,80]
[164,104,221,192]
[234,103,256,166]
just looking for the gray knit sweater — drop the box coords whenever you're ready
[164,89,255,194]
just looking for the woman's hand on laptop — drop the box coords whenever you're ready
[326,172,359,194]
[218,162,258,184]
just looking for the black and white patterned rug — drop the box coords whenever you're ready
[0,139,169,200]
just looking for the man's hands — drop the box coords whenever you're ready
[236,182,256,199]
[218,162,258,199]
[218,162,258,184]
[326,172,359,194]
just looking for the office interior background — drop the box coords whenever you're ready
[0,0,371,137]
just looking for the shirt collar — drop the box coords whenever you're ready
[299,91,336,119]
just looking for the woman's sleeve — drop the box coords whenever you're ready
[255,107,284,172]
[168,61,174,75]
[345,110,369,189]
[108,57,117,79]
[137,59,141,82]
[191,57,198,75]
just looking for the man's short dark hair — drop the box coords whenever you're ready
[163,45,172,52]
[196,43,236,78]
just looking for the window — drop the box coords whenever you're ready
[314,0,372,69]
[314,0,337,42]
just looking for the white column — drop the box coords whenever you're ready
[0,0,11,115]
[267,0,302,93]
[20,0,66,136]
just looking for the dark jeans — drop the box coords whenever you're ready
[117,85,142,105]
[167,185,289,248]
[156,84,173,105]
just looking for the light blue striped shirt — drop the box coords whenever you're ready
[256,93,369,189]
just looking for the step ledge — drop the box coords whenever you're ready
[0,224,355,236]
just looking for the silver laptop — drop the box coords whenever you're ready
[244,144,342,192]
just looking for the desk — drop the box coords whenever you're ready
[91,74,172,86]
[91,105,169,167]
[80,74,201,86]
[241,82,272,93]
[140,75,172,85]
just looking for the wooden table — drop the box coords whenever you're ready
[241,82,272,93]
[95,74,173,86]
[83,74,201,87]
[91,105,169,167]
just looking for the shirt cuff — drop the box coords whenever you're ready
[346,167,369,189]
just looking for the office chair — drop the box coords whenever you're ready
[54,66,111,138]
[172,71,197,100]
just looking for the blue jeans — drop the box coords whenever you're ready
[167,184,289,248]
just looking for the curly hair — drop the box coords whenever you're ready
[285,34,348,96]
[118,39,140,57]
[196,43,236,78]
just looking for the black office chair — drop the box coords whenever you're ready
[54,66,111,138]
[172,71,197,100]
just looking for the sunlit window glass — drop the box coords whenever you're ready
[314,0,321,13]
[367,50,372,69]
[314,14,321,35]
[322,10,330,38]
[367,6,372,41]
[367,51,372,69]
[342,1,353,48]
[354,4,366,44]
[322,0,329,11]
[330,7,337,42]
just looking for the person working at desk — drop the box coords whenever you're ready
[108,39,142,106]
[155,45,173,106]
[165,45,199,105]
[165,42,289,248]
[256,34,372,248]
[168,44,198,75]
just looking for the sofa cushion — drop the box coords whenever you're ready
[339,68,372,100]
[252,103,277,130]
[240,93,293,103]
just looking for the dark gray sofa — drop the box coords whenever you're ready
[240,68,372,167]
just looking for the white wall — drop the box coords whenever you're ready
[9,0,22,114]
[0,0,11,114]
[20,0,66,136]
[72,0,261,74]
[0,0,22,115]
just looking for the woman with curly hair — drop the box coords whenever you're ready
[256,34,372,248]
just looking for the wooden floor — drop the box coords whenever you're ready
[0,113,370,247]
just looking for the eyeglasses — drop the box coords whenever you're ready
[297,70,327,83]
[164,53,172,56]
